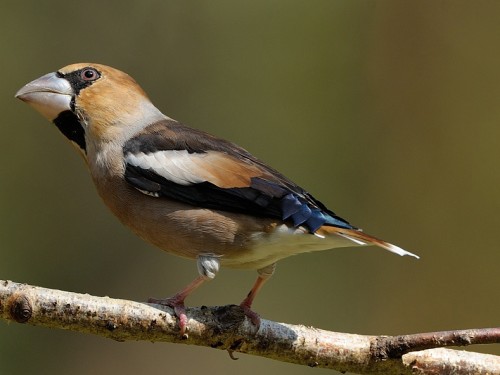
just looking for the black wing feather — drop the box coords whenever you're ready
[123,120,354,231]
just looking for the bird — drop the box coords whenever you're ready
[15,63,418,337]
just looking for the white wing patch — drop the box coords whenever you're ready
[125,150,209,186]
[125,149,261,189]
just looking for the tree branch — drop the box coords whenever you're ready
[1,280,498,374]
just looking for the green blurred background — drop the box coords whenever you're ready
[1,1,499,374]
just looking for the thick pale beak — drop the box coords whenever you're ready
[15,72,73,121]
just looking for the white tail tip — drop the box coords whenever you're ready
[385,243,420,259]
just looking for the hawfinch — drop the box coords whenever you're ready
[16,63,418,336]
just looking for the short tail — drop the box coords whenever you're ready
[317,226,420,259]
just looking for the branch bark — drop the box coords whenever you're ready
[0,280,498,374]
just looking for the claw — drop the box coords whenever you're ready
[148,296,189,338]
[227,349,239,360]
[147,274,210,338]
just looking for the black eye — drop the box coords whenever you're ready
[80,68,99,81]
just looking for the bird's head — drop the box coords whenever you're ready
[15,63,166,156]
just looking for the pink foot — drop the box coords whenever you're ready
[239,302,261,330]
[149,295,188,338]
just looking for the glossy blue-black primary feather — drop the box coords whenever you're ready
[123,119,354,232]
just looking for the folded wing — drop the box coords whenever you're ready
[123,119,354,232]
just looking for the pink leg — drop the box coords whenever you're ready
[239,263,276,329]
[148,275,208,338]
[149,255,220,337]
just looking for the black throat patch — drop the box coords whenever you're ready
[53,110,86,153]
